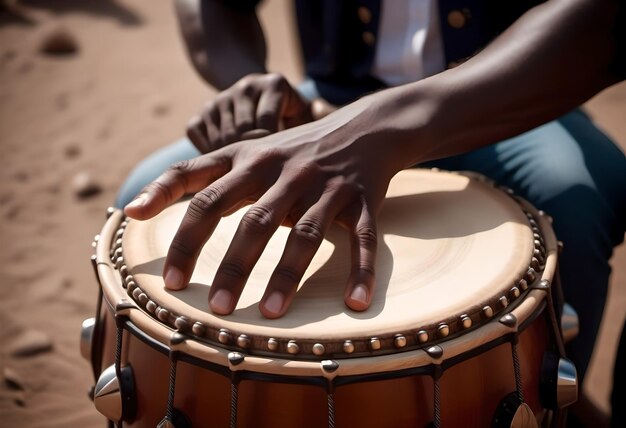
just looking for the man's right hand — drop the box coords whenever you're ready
[187,73,313,153]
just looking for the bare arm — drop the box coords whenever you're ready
[174,0,267,90]
[386,0,621,165]
[128,0,623,318]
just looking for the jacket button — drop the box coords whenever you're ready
[447,9,469,29]
[362,31,375,46]
[357,6,372,24]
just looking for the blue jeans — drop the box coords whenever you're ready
[116,96,626,385]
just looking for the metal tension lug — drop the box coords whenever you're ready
[556,358,578,408]
[560,303,579,344]
[80,317,96,361]
[540,353,578,410]
[93,364,137,423]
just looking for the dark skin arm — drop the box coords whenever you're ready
[174,0,266,90]
[128,0,621,319]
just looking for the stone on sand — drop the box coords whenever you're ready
[8,329,53,357]
[40,27,79,56]
[72,171,102,199]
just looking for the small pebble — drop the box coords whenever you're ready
[72,171,102,199]
[64,144,81,159]
[152,102,170,117]
[8,329,53,357]
[14,391,26,407]
[3,366,24,390]
[40,27,79,56]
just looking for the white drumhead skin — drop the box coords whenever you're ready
[122,169,534,341]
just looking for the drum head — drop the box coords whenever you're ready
[121,169,537,357]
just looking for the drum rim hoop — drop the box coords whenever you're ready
[97,170,557,363]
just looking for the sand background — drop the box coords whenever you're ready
[0,1,624,426]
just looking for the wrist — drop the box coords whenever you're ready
[360,83,444,168]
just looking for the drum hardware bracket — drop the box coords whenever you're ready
[492,392,538,428]
[539,353,578,411]
[94,315,137,425]
[425,345,444,360]
[93,363,136,425]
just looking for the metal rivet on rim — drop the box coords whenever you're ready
[132,287,142,300]
[126,281,137,294]
[312,343,326,356]
[218,329,231,344]
[460,315,472,329]
[482,305,494,318]
[394,335,407,348]
[438,324,450,338]
[287,340,299,354]
[343,340,355,354]
[191,322,205,336]
[369,338,381,351]
[174,316,189,331]
[137,293,148,305]
[146,301,157,313]
[417,330,429,343]
[499,296,509,308]
[531,257,540,271]
[237,334,251,349]
[267,338,278,351]
[157,308,169,322]
[518,279,528,291]
[510,286,520,299]
[525,268,537,283]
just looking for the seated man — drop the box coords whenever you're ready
[119,0,626,424]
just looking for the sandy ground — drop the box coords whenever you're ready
[0,1,624,426]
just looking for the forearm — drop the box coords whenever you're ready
[374,0,621,166]
[175,0,267,90]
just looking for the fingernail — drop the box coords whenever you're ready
[350,284,368,305]
[210,288,232,313]
[264,291,284,315]
[164,266,184,290]
[125,193,148,210]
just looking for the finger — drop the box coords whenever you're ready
[164,170,265,291]
[124,153,232,220]
[186,115,210,153]
[217,99,238,145]
[233,95,256,136]
[256,88,284,133]
[259,182,355,318]
[240,129,271,140]
[202,103,222,150]
[344,202,378,311]
[208,177,305,315]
